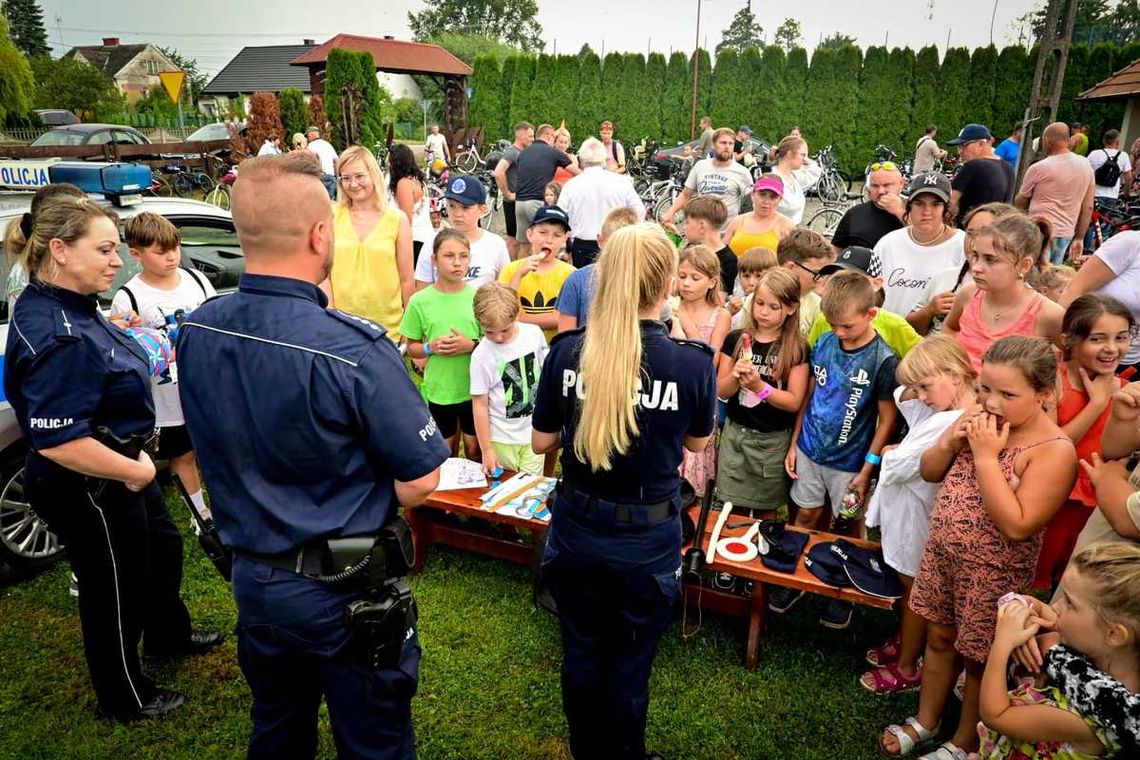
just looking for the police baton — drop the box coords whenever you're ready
[171,475,233,582]
[683,478,716,580]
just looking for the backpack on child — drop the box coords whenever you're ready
[1094,149,1124,187]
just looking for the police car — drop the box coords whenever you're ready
[0,159,244,571]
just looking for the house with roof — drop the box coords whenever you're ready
[63,38,181,105]
[199,42,318,118]
[1078,57,1140,146]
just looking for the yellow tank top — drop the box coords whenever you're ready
[728,224,782,258]
[331,204,404,342]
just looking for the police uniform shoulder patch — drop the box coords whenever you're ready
[327,309,389,341]
[549,325,584,347]
[670,336,715,357]
[53,308,81,342]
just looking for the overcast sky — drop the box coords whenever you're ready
[40,0,1041,78]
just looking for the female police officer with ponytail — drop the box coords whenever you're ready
[532,222,717,760]
[4,195,219,721]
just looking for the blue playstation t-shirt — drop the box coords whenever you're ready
[797,331,897,472]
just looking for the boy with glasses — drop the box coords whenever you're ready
[775,227,835,337]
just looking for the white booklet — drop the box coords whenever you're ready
[435,457,489,491]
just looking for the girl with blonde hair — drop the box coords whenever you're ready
[327,145,414,341]
[531,222,717,760]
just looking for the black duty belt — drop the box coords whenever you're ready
[237,545,325,576]
[559,482,677,524]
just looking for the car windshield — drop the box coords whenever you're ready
[187,124,228,141]
[31,130,84,146]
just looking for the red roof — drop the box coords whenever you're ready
[289,34,472,76]
[1078,58,1140,102]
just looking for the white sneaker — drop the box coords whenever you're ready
[68,573,79,598]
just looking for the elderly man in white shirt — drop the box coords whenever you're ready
[557,137,646,267]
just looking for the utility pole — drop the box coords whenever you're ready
[1015,0,1080,188]
[689,0,702,140]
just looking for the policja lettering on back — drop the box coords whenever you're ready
[531,224,717,760]
[177,153,449,758]
[560,368,681,411]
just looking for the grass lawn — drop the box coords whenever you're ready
[0,499,930,759]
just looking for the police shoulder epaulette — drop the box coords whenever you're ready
[549,325,584,347]
[327,309,388,340]
[671,337,715,357]
[53,308,81,341]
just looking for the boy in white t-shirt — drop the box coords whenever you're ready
[415,175,509,290]
[469,281,549,476]
[110,213,216,525]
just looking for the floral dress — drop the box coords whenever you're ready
[975,682,1121,759]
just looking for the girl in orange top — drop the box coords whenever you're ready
[1034,293,1134,589]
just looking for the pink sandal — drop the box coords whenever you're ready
[865,636,901,666]
[860,662,923,695]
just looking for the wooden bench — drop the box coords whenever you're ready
[408,484,894,669]
[683,506,893,670]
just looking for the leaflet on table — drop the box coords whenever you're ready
[480,474,557,521]
[435,457,489,491]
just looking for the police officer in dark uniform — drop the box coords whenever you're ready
[4,195,221,720]
[531,222,717,760]
[176,152,449,759]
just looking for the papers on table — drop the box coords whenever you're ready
[435,458,489,491]
[480,473,557,522]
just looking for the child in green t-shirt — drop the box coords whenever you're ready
[401,229,483,459]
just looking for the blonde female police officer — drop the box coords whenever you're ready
[532,222,717,760]
[4,195,220,721]
[177,153,449,759]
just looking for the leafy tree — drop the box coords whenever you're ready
[576,44,594,62]
[716,1,763,56]
[813,45,862,172]
[532,54,558,126]
[247,92,285,154]
[572,52,602,141]
[1057,42,1088,124]
[1106,1,1140,46]
[323,48,356,149]
[782,46,809,136]
[618,53,651,140]
[408,0,544,53]
[991,45,1030,137]
[690,48,713,133]
[2,0,48,58]
[909,45,941,151]
[355,51,389,148]
[508,55,535,127]
[308,94,325,131]
[426,32,518,66]
[600,52,624,127]
[1019,0,1112,43]
[884,47,915,151]
[931,47,970,146]
[468,55,504,137]
[159,47,207,107]
[0,15,33,122]
[29,54,118,121]
[754,45,787,141]
[738,46,764,134]
[1079,42,1118,141]
[133,86,178,121]
[278,87,308,142]
[663,51,690,142]
[855,47,895,170]
[818,32,858,51]
[773,18,802,52]
[709,49,743,129]
[642,52,667,141]
[498,55,518,128]
[966,45,999,130]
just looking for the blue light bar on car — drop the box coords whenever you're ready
[0,159,152,206]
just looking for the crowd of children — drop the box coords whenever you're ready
[379,173,1140,759]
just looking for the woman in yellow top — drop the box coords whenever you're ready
[326,145,414,342]
[722,174,795,258]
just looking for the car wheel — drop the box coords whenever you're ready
[0,449,65,572]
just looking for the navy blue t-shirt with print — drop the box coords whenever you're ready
[797,331,897,473]
[532,320,717,503]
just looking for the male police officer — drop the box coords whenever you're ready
[177,152,449,758]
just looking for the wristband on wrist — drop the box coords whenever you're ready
[757,382,774,402]
[865,452,882,466]
[997,592,1030,610]
[423,342,433,356]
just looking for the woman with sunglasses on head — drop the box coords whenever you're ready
[326,145,414,342]
[872,172,965,331]
[771,136,814,223]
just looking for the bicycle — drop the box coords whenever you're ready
[474,170,503,229]
[812,145,851,204]
[454,137,510,173]
[1089,195,1140,251]
[805,191,863,238]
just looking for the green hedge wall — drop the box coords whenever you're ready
[465,42,1138,173]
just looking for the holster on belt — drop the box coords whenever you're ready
[93,425,156,459]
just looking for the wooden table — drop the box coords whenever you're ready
[683,505,894,670]
[409,483,894,670]
[406,474,548,574]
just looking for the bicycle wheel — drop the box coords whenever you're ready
[455,151,478,173]
[172,173,195,199]
[204,184,231,211]
[653,193,685,242]
[817,172,844,204]
[807,207,844,238]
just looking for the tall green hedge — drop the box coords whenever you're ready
[472,41,1138,172]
